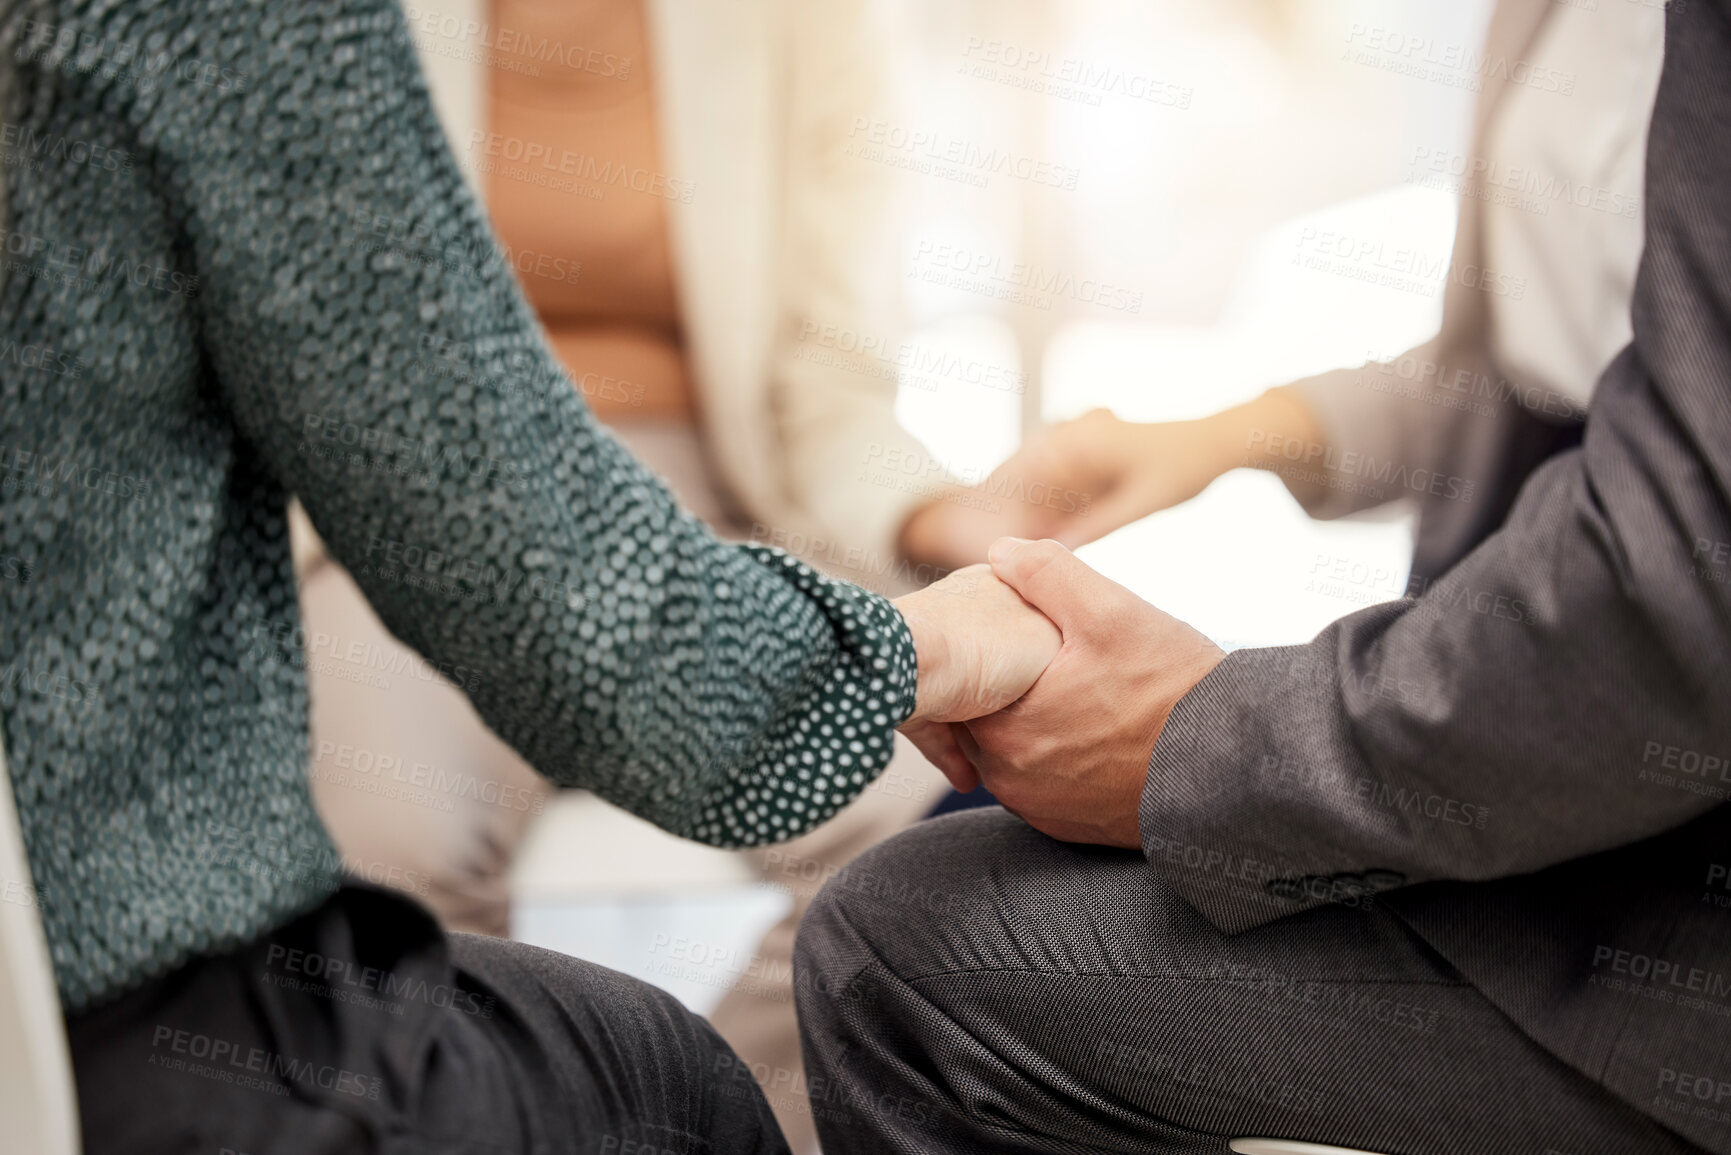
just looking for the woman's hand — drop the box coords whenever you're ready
[897,392,1323,571]
[896,408,1228,570]
[894,564,1061,790]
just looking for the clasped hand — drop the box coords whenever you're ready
[894,539,1224,849]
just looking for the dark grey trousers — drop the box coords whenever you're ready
[794,810,1710,1155]
[68,883,790,1155]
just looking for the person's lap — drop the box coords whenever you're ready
[793,809,1703,1155]
[67,883,789,1155]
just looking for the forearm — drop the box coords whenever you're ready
[166,0,918,845]
[1198,387,1327,487]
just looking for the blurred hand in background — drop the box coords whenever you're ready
[898,389,1324,572]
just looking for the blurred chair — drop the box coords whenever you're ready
[0,728,80,1155]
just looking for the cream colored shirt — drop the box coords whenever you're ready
[1483,0,1666,407]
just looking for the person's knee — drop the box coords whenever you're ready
[794,810,1020,1009]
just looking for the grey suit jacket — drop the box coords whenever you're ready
[1143,1,1731,1148]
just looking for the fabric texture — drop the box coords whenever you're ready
[69,881,792,1155]
[0,0,916,1012]
[301,412,954,1153]
[795,810,1712,1155]
[1139,3,1731,1153]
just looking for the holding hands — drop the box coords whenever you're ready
[888,392,1323,842]
[894,538,1224,849]
[897,390,1323,572]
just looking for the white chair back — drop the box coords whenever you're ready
[0,733,80,1155]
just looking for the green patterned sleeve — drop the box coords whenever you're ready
[146,0,917,845]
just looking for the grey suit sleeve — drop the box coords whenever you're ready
[1140,0,1731,934]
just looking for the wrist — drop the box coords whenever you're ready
[893,594,949,722]
[1170,410,1253,488]
[1227,387,1323,472]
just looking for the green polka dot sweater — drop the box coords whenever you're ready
[0,0,917,1011]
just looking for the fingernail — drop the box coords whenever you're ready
[988,537,1031,565]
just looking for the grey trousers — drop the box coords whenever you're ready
[793,810,1708,1155]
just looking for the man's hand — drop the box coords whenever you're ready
[893,564,1061,788]
[959,537,1225,848]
